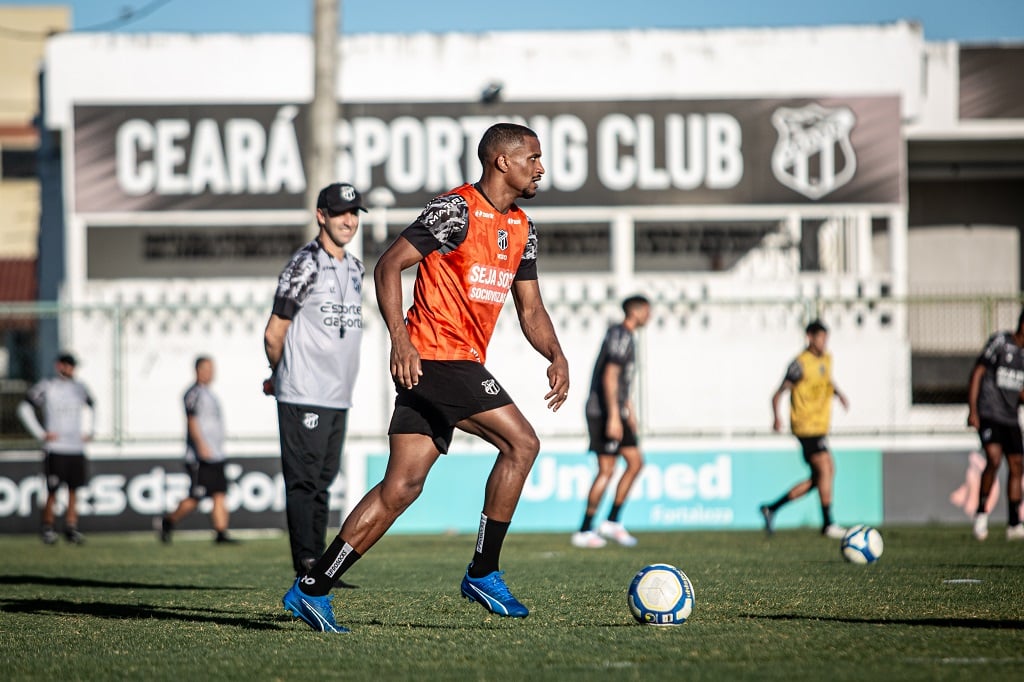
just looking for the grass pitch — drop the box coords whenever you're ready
[1,526,1021,681]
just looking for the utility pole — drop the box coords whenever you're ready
[307,0,339,241]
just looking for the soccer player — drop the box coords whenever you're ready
[17,352,95,544]
[761,320,849,538]
[572,295,651,548]
[282,122,570,632]
[264,183,367,581]
[160,356,237,544]
[966,309,1024,541]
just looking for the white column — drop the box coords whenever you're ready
[611,212,635,297]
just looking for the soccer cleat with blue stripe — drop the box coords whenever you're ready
[282,578,349,633]
[460,566,529,618]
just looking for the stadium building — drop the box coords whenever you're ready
[1,21,1022,534]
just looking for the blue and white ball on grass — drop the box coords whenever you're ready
[627,563,695,625]
[840,524,884,564]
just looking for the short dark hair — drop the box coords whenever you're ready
[1017,307,1024,333]
[56,352,77,367]
[477,122,538,165]
[195,355,212,371]
[622,295,650,316]
[805,319,828,335]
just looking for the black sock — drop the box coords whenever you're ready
[607,504,622,523]
[768,494,788,512]
[469,513,509,578]
[301,536,361,597]
[580,513,594,533]
[821,504,833,527]
[1010,500,1021,527]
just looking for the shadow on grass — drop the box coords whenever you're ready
[741,613,1024,629]
[0,597,286,630]
[0,574,246,590]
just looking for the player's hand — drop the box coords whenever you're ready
[262,376,275,396]
[390,336,422,389]
[772,417,783,433]
[544,355,570,412]
[966,410,980,430]
[606,418,624,442]
[44,432,57,442]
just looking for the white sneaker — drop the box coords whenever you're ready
[571,530,607,548]
[598,520,638,547]
[1006,523,1024,540]
[822,524,847,539]
[973,513,989,541]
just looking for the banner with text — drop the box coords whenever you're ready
[72,96,901,212]
[364,449,883,534]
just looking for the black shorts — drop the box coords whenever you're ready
[587,415,638,455]
[186,460,228,499]
[978,420,1024,455]
[797,435,829,462]
[389,360,514,454]
[44,452,88,491]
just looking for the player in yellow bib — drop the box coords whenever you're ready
[761,320,849,538]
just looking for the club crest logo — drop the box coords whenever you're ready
[771,104,857,200]
[340,184,357,202]
[497,229,509,251]
[303,412,319,430]
[481,379,501,396]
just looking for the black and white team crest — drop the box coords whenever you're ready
[340,185,357,202]
[496,229,508,251]
[303,412,319,430]
[481,379,501,396]
[771,103,857,200]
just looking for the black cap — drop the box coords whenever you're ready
[57,352,77,367]
[316,183,367,214]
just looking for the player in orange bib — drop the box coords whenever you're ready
[282,123,570,631]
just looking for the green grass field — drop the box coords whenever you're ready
[1,526,1021,681]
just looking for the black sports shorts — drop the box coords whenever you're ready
[797,435,829,461]
[587,415,638,455]
[44,452,88,491]
[389,360,514,454]
[978,419,1024,456]
[186,460,228,499]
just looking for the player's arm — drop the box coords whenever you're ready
[771,379,794,433]
[187,414,211,460]
[832,383,849,410]
[374,236,424,389]
[510,278,569,411]
[966,363,986,429]
[83,394,96,442]
[264,314,290,370]
[16,400,47,441]
[602,362,623,440]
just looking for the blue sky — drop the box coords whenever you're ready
[5,0,1024,41]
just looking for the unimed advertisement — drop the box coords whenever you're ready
[0,454,345,534]
[72,96,901,213]
[365,449,883,534]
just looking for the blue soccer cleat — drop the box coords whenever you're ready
[282,578,349,633]
[460,566,529,618]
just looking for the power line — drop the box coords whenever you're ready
[0,0,176,41]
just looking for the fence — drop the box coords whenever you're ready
[1,291,1021,449]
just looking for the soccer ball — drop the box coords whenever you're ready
[840,524,884,564]
[627,563,695,625]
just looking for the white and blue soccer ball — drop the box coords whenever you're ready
[840,524,884,564]
[627,563,695,625]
